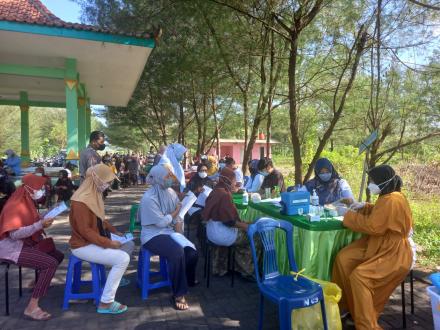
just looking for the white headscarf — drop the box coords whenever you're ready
[140,165,178,225]
[159,143,187,192]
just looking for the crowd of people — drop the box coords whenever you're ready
[0,132,416,330]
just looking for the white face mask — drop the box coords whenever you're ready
[26,186,45,200]
[368,183,381,195]
[198,172,208,179]
[368,175,396,195]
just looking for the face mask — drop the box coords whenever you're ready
[35,173,43,177]
[260,171,269,177]
[318,173,332,182]
[368,175,396,195]
[97,182,110,193]
[98,143,106,151]
[198,172,208,179]
[26,186,45,200]
[177,156,183,162]
[164,178,174,188]
[368,183,381,195]
[219,163,226,169]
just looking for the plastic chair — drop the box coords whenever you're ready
[62,255,106,310]
[136,246,171,300]
[247,218,328,330]
[401,269,415,328]
[129,203,141,234]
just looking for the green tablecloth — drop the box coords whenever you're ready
[236,200,361,281]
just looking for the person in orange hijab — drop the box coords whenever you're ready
[332,165,414,330]
[0,174,64,321]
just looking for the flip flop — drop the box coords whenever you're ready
[171,296,189,311]
[24,308,51,321]
[119,277,130,288]
[97,301,128,315]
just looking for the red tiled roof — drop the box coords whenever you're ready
[0,0,152,39]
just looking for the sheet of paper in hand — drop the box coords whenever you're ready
[170,232,196,250]
[178,191,197,219]
[43,201,68,219]
[195,185,212,207]
[110,232,134,244]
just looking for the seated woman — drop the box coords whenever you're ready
[202,167,255,279]
[0,167,16,213]
[69,164,134,315]
[332,165,414,329]
[139,164,198,311]
[258,158,286,194]
[0,174,64,321]
[303,158,353,205]
[187,164,215,190]
[54,170,75,203]
[35,167,53,208]
[244,159,259,191]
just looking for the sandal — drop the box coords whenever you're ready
[97,301,128,315]
[24,307,51,321]
[172,296,189,311]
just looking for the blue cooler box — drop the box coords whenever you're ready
[280,191,310,216]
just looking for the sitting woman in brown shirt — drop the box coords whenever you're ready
[69,164,134,315]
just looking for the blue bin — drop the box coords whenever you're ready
[280,191,310,216]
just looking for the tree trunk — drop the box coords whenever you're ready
[288,36,303,185]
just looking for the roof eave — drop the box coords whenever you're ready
[0,20,155,48]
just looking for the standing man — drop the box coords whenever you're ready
[79,131,106,183]
[153,145,166,166]
[147,146,156,166]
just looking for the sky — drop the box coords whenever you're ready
[41,0,82,23]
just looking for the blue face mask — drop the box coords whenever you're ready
[260,171,269,177]
[177,156,184,162]
[219,163,226,169]
[318,173,332,182]
[164,178,174,188]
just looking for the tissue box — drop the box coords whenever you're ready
[280,191,310,216]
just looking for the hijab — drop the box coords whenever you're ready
[0,174,46,240]
[159,143,187,192]
[368,164,402,196]
[146,164,177,215]
[202,168,239,223]
[305,158,342,205]
[71,164,117,220]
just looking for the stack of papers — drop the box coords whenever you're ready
[178,191,198,219]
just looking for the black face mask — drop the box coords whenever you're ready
[98,143,106,151]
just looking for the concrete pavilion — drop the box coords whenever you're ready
[0,0,156,164]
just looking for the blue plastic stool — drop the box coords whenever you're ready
[136,246,171,300]
[62,255,106,310]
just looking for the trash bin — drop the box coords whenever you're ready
[427,286,440,330]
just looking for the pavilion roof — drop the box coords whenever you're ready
[0,0,152,39]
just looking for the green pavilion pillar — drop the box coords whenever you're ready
[19,91,30,167]
[65,58,79,160]
[78,83,86,152]
[85,98,91,142]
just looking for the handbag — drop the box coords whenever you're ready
[35,237,56,254]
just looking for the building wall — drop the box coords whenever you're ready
[209,142,272,163]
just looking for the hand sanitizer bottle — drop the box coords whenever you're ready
[311,189,319,207]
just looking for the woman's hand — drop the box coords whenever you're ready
[42,218,54,229]
[174,221,183,234]
[114,231,124,237]
[171,203,182,219]
[110,241,122,249]
[235,221,249,231]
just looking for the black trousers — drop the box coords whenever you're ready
[143,235,198,297]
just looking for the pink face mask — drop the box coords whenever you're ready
[91,170,110,192]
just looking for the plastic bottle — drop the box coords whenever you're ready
[311,189,319,206]
[243,191,249,205]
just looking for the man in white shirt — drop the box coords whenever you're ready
[225,157,244,189]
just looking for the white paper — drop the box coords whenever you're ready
[195,185,212,207]
[170,232,196,250]
[178,191,197,219]
[110,232,134,244]
[43,201,68,219]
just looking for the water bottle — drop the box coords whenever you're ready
[311,189,319,206]
[243,191,249,205]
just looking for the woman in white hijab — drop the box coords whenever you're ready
[139,164,198,310]
[159,143,187,192]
